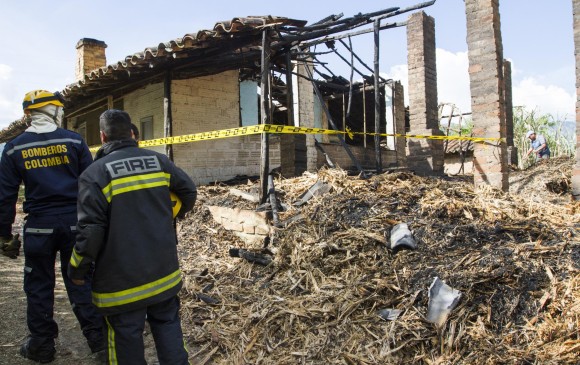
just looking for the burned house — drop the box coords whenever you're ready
[60,5,435,185]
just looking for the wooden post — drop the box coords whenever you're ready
[363,81,367,148]
[107,95,113,110]
[374,19,382,173]
[268,175,280,226]
[286,52,295,127]
[164,71,173,160]
[260,30,271,203]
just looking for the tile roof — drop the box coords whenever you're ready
[444,139,474,154]
[63,16,306,106]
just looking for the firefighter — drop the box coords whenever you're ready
[68,109,197,364]
[0,90,105,362]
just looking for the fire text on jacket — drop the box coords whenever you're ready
[106,156,161,178]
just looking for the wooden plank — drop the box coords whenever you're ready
[260,30,271,203]
[374,19,382,173]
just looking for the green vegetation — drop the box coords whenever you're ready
[513,107,575,169]
[440,117,474,137]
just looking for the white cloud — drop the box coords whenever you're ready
[513,77,575,120]
[0,64,12,80]
[383,49,576,122]
[0,64,22,129]
[435,49,471,115]
[383,49,471,115]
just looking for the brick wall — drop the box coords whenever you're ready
[169,71,280,185]
[75,39,107,82]
[465,0,509,191]
[573,0,580,199]
[406,11,444,176]
[504,60,518,166]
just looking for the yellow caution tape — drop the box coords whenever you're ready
[89,124,504,152]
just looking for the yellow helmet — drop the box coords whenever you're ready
[170,191,182,219]
[22,90,64,111]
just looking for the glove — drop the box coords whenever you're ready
[0,234,21,259]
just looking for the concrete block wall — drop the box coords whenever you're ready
[465,0,509,191]
[170,71,280,185]
[317,144,396,170]
[279,134,307,177]
[123,82,165,154]
[573,0,580,199]
[295,61,317,171]
[406,11,444,176]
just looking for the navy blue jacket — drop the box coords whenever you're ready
[0,128,92,236]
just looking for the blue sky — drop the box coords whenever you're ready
[0,0,576,128]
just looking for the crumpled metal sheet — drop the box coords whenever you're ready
[426,277,462,327]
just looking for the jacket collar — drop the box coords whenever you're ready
[95,139,138,160]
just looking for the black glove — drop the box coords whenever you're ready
[0,234,21,259]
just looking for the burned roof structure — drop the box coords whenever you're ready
[61,2,434,115]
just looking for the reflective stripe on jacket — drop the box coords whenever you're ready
[0,128,92,236]
[68,139,197,315]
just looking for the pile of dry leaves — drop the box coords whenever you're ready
[176,157,580,364]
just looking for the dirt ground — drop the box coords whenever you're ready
[0,216,159,364]
[0,157,576,364]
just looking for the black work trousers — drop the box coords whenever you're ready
[104,296,189,365]
[23,212,103,351]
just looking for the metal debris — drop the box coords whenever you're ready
[389,222,417,251]
[426,277,462,327]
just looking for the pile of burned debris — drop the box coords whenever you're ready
[176,157,580,364]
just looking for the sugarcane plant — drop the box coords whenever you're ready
[513,106,575,169]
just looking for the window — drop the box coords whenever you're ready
[76,122,87,141]
[140,116,153,141]
[240,80,259,126]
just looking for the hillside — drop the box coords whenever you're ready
[177,157,579,364]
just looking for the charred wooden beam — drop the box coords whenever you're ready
[300,21,407,48]
[285,52,295,126]
[268,175,280,227]
[229,248,272,266]
[310,13,344,27]
[164,70,173,160]
[276,1,433,48]
[374,20,382,173]
[338,38,390,84]
[287,7,399,33]
[328,46,367,83]
[302,62,365,175]
[260,30,272,204]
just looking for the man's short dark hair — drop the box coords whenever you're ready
[100,110,132,141]
[130,123,140,140]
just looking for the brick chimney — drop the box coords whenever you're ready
[75,38,107,81]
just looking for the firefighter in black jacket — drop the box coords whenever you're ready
[0,90,104,363]
[68,109,197,364]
